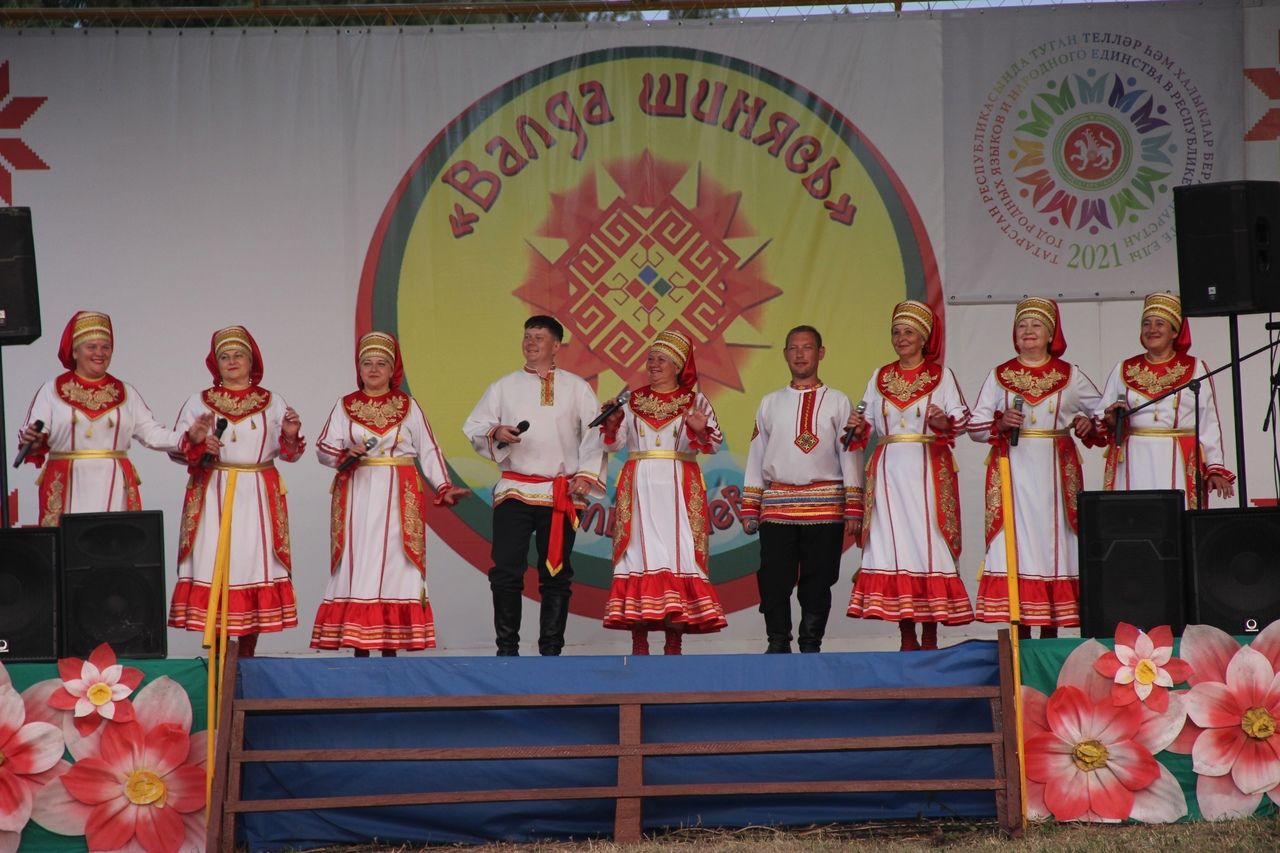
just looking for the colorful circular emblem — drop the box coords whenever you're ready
[972,37,1215,269]
[358,46,939,616]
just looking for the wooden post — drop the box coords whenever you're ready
[614,702,643,843]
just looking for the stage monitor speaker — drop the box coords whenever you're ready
[59,511,168,659]
[1175,181,1280,317]
[1186,507,1280,634]
[0,206,40,345]
[0,528,58,662]
[1078,490,1185,637]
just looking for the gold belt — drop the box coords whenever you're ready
[49,450,127,460]
[628,450,697,462]
[360,456,417,466]
[1018,428,1070,438]
[1129,427,1194,437]
[211,461,276,472]
[879,434,936,444]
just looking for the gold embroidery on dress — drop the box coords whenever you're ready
[273,478,291,559]
[41,471,65,527]
[1125,360,1191,396]
[206,389,270,419]
[998,366,1066,398]
[984,463,1002,543]
[936,458,960,548]
[539,372,555,407]
[1064,458,1081,516]
[687,478,709,566]
[402,484,426,560]
[881,368,938,404]
[179,478,201,554]
[59,379,121,413]
[346,395,408,430]
[630,391,694,422]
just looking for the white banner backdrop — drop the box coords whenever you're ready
[0,4,1270,662]
[942,1,1244,303]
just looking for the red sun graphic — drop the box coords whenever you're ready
[514,150,780,395]
[1062,122,1123,183]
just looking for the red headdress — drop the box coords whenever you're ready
[891,300,944,363]
[1013,297,1067,358]
[356,331,404,390]
[1142,292,1192,353]
[205,325,265,386]
[57,310,113,371]
[651,329,698,390]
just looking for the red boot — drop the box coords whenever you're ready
[898,620,920,652]
[237,634,259,658]
[920,622,938,650]
[631,629,650,656]
[1039,626,1058,640]
[663,628,683,656]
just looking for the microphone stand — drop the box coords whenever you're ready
[1120,329,1280,509]
[0,347,9,528]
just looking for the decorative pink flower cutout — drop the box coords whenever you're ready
[47,643,143,737]
[1180,623,1280,821]
[0,683,69,853]
[1094,623,1192,712]
[32,677,207,853]
[1022,639,1187,823]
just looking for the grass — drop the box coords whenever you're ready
[296,815,1280,852]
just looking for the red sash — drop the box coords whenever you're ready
[504,471,579,575]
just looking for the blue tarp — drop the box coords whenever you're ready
[238,642,1002,850]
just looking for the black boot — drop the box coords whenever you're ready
[538,593,571,656]
[763,606,793,653]
[797,610,829,653]
[493,590,522,656]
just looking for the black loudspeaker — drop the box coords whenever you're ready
[59,511,167,659]
[1078,490,1185,637]
[1186,507,1280,634]
[0,528,58,662]
[1175,181,1280,317]
[0,206,39,345]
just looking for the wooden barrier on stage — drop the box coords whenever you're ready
[206,630,1023,849]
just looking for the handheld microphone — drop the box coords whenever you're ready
[338,435,378,473]
[843,400,867,451]
[1008,395,1024,447]
[497,420,530,450]
[201,418,229,468]
[1113,392,1128,446]
[588,389,630,428]
[12,420,44,468]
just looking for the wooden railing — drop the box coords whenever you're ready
[207,630,1022,849]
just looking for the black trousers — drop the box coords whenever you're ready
[756,521,844,615]
[489,499,576,596]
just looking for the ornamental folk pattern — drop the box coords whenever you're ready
[1124,359,1191,397]
[204,388,270,420]
[59,378,122,413]
[345,393,408,432]
[998,365,1066,399]
[880,367,939,404]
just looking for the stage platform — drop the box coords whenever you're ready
[229,641,1008,851]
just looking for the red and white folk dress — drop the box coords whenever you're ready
[1097,353,1233,507]
[969,358,1102,627]
[168,385,302,636]
[311,389,454,651]
[603,386,728,634]
[847,360,974,625]
[19,372,186,526]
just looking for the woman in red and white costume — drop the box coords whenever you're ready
[1096,292,1234,506]
[311,332,469,656]
[17,310,213,526]
[601,330,728,655]
[845,300,973,651]
[167,326,304,656]
[968,298,1103,637]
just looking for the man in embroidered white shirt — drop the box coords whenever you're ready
[741,326,864,653]
[463,316,607,655]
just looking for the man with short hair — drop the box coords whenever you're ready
[740,325,864,653]
[464,316,606,655]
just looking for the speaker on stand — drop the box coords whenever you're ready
[1078,490,1186,637]
[0,206,39,530]
[0,527,58,661]
[1185,507,1280,634]
[59,511,168,659]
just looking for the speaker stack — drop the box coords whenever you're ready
[1174,181,1280,317]
[0,206,39,344]
[1079,492,1280,636]
[0,511,168,664]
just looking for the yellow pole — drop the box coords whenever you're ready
[998,450,1028,830]
[204,470,238,813]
